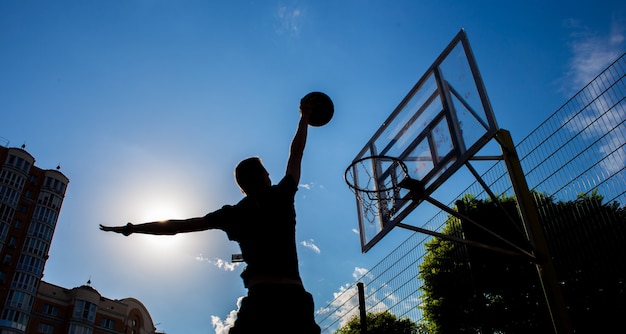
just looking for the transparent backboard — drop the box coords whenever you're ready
[348,29,499,252]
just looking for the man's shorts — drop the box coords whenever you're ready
[229,283,321,334]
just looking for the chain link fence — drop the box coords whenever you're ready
[315,52,626,333]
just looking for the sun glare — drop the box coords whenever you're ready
[133,198,194,257]
[107,161,223,266]
[137,200,186,223]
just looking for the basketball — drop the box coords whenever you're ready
[301,91,334,127]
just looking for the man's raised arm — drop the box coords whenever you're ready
[286,98,312,184]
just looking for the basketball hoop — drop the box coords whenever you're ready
[344,155,411,224]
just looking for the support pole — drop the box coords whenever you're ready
[497,129,572,333]
[357,282,367,334]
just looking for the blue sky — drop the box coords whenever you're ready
[1,1,625,333]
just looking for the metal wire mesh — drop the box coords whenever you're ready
[316,53,626,333]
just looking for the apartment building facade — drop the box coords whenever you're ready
[0,145,159,334]
[30,281,158,334]
[0,146,69,333]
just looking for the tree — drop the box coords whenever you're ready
[418,193,626,333]
[335,311,418,334]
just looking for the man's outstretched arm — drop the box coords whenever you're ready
[100,217,210,236]
[286,97,312,184]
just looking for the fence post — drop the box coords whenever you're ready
[357,282,367,334]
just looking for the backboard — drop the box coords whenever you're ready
[346,29,499,252]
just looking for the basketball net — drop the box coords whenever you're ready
[345,156,409,227]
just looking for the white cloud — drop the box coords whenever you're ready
[317,282,388,328]
[275,5,302,36]
[560,19,626,176]
[352,267,370,280]
[316,267,405,331]
[195,254,241,271]
[299,181,322,190]
[563,19,625,93]
[317,283,360,327]
[300,239,321,254]
[563,99,626,174]
[195,254,210,262]
[211,296,243,334]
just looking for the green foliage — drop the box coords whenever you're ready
[334,311,418,334]
[418,192,626,333]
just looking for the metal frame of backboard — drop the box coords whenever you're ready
[346,29,572,333]
[349,29,500,252]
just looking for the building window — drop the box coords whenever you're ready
[0,309,29,331]
[23,237,49,258]
[0,203,15,222]
[12,272,38,293]
[0,222,10,239]
[44,177,66,194]
[73,300,96,322]
[27,221,53,241]
[0,170,25,189]
[68,324,92,334]
[100,317,115,329]
[42,304,59,316]
[16,254,44,274]
[13,219,23,229]
[37,193,62,210]
[8,236,17,249]
[6,155,30,172]
[130,315,142,334]
[0,185,19,206]
[33,206,59,226]
[7,290,34,310]
[37,322,54,334]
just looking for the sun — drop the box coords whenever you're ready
[136,200,186,224]
[132,199,192,257]
[110,165,217,262]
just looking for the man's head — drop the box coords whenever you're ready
[235,157,271,195]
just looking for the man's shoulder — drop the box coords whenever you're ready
[205,203,240,221]
[277,174,297,190]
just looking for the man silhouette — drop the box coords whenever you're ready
[100,96,321,333]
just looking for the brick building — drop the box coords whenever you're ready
[0,145,160,334]
[30,281,158,334]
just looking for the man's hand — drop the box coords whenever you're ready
[299,95,313,122]
[99,223,133,236]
